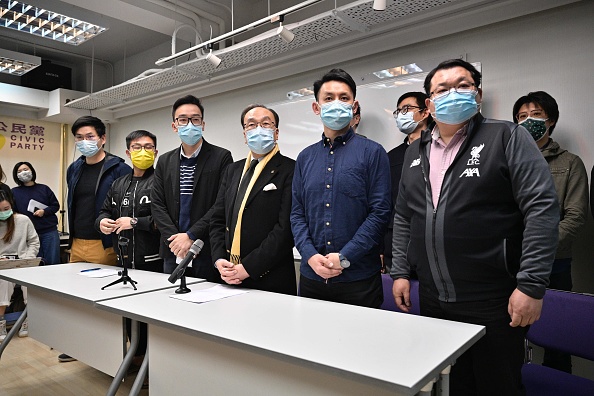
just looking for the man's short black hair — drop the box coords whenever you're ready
[512,91,559,135]
[397,91,433,125]
[12,162,37,186]
[125,130,157,149]
[313,68,357,101]
[71,115,106,137]
[240,104,280,128]
[423,59,482,96]
[172,95,204,120]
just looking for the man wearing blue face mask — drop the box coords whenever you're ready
[291,68,391,308]
[62,115,131,364]
[67,116,132,266]
[152,95,233,282]
[383,92,432,272]
[390,59,559,395]
[209,104,296,295]
[513,91,588,374]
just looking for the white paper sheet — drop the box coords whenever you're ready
[27,199,48,213]
[169,284,249,303]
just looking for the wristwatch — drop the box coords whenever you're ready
[130,217,138,228]
[338,253,350,269]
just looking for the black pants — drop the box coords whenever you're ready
[299,273,383,308]
[420,290,527,396]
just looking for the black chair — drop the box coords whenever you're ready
[522,289,594,396]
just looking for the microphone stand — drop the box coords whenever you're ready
[102,236,137,290]
[174,268,191,294]
[168,239,204,294]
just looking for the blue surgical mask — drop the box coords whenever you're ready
[395,112,420,135]
[431,90,479,125]
[177,124,203,146]
[319,100,353,130]
[0,209,13,221]
[519,117,548,141]
[76,139,101,157]
[246,126,276,155]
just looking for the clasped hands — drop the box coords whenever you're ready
[99,217,134,235]
[215,259,250,285]
[308,253,343,279]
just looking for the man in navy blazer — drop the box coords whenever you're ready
[152,95,233,282]
[210,104,296,295]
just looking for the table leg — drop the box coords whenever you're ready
[129,343,149,395]
[106,319,139,396]
[437,364,451,396]
[418,378,435,396]
[0,307,27,359]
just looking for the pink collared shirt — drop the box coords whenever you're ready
[428,125,468,207]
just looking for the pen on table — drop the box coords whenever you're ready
[80,268,101,272]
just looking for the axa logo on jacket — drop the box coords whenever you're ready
[459,143,486,178]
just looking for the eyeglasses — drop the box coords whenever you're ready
[429,82,476,100]
[74,133,99,142]
[244,121,276,131]
[516,109,547,122]
[129,144,156,152]
[175,116,203,126]
[393,105,422,116]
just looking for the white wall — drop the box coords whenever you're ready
[108,1,594,293]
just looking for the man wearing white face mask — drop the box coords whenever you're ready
[513,91,588,374]
[210,104,296,295]
[291,68,391,308]
[391,59,559,395]
[383,92,432,272]
[152,95,232,282]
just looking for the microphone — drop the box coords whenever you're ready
[168,239,204,283]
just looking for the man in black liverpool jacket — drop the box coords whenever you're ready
[390,59,559,395]
[96,130,162,366]
[96,130,162,272]
[210,104,296,295]
[152,95,233,282]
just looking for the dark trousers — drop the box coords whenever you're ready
[543,268,573,373]
[420,290,527,396]
[299,273,383,308]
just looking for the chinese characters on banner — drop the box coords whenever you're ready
[0,116,62,198]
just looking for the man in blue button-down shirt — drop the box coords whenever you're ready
[290,68,391,308]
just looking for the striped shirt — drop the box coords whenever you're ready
[178,145,202,233]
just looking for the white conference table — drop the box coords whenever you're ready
[97,282,486,396]
[0,263,203,376]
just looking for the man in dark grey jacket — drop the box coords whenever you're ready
[390,59,559,396]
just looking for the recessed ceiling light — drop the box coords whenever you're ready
[0,0,107,45]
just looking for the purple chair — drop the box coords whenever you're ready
[380,273,420,315]
[522,289,594,396]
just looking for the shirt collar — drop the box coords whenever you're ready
[180,143,202,159]
[322,128,355,148]
[431,124,468,147]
